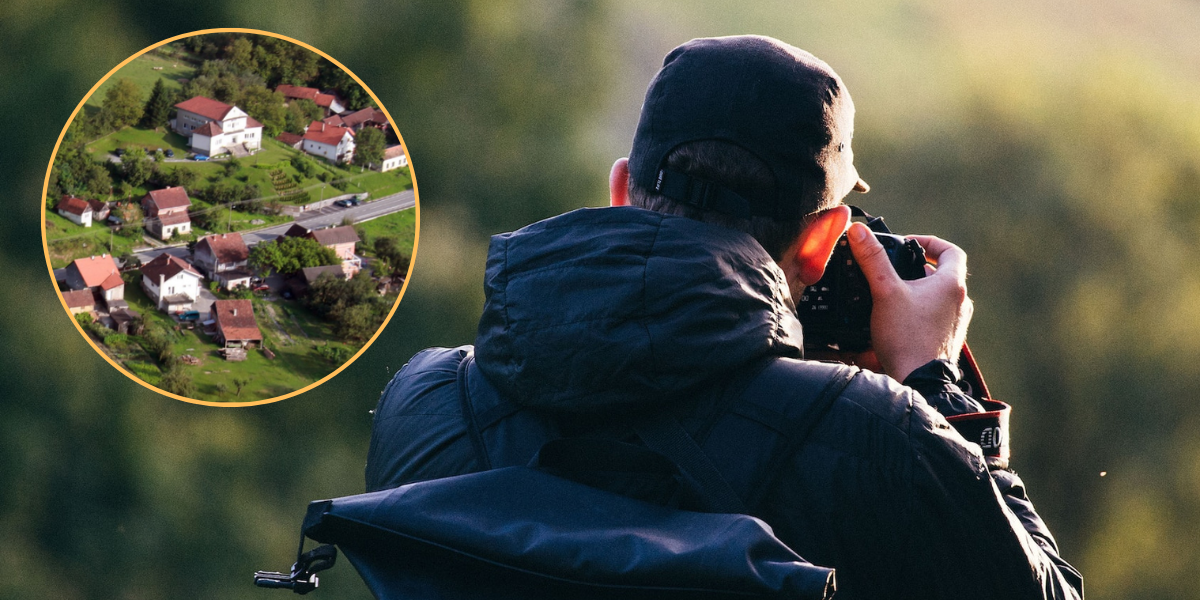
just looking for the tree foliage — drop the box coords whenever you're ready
[121,147,152,187]
[306,271,392,342]
[352,127,385,169]
[159,366,195,398]
[140,79,176,130]
[102,77,144,129]
[249,236,339,275]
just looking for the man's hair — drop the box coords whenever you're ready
[628,140,825,261]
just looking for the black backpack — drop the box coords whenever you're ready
[255,357,858,599]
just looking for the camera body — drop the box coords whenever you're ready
[797,217,926,353]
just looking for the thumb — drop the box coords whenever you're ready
[847,222,901,296]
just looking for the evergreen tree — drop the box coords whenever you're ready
[141,79,176,130]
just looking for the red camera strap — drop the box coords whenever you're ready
[947,343,1011,469]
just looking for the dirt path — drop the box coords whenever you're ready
[261,303,294,346]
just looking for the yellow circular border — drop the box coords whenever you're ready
[41,28,421,407]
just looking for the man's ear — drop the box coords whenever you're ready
[794,205,852,286]
[610,157,630,207]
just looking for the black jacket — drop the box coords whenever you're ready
[367,206,1083,599]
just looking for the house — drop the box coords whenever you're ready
[324,107,389,132]
[110,307,141,335]
[277,84,346,115]
[308,225,361,274]
[140,253,203,313]
[64,254,124,305]
[374,145,408,172]
[288,264,349,297]
[61,289,96,315]
[87,199,111,222]
[141,187,192,240]
[171,96,264,157]
[212,299,262,348]
[301,121,355,163]
[193,232,251,289]
[56,195,93,227]
[276,132,304,149]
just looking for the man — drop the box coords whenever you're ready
[366,36,1083,599]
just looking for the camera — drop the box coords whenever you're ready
[796,207,927,352]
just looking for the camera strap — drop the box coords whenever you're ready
[947,343,1012,470]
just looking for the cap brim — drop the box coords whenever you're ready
[853,178,870,193]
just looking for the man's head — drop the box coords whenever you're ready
[612,35,868,295]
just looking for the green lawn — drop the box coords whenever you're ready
[114,280,358,402]
[44,211,142,269]
[355,208,417,256]
[84,51,195,111]
[86,128,191,157]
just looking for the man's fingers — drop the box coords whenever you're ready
[847,222,901,294]
[909,235,967,283]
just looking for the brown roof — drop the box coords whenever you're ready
[197,233,249,264]
[57,195,91,216]
[70,255,120,288]
[276,132,303,146]
[308,226,360,246]
[87,199,108,213]
[303,121,354,146]
[245,116,263,129]
[175,96,236,121]
[213,299,262,342]
[146,187,192,210]
[339,107,388,128]
[301,265,347,284]
[384,145,405,159]
[322,114,347,127]
[193,121,223,136]
[157,212,191,226]
[62,289,95,309]
[277,84,318,101]
[141,253,201,282]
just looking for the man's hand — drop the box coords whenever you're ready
[846,222,973,382]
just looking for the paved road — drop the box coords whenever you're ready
[121,189,415,266]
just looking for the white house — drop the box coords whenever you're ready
[375,145,408,172]
[172,96,264,157]
[140,253,203,313]
[57,195,93,227]
[301,121,355,163]
[193,232,252,290]
[141,187,192,240]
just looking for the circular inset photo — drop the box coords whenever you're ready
[42,29,418,406]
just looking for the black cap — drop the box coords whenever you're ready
[629,36,868,221]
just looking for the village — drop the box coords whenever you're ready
[45,34,415,401]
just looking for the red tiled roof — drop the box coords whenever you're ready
[70,255,120,288]
[141,253,201,282]
[86,199,108,213]
[309,225,360,246]
[314,93,337,108]
[383,145,405,159]
[214,299,262,342]
[57,195,91,216]
[339,107,388,128]
[277,84,318,101]
[62,289,95,309]
[193,121,223,136]
[322,114,347,127]
[197,233,249,264]
[145,187,192,210]
[276,132,303,146]
[303,121,354,146]
[100,271,124,291]
[245,116,263,129]
[157,212,191,226]
[175,96,235,121]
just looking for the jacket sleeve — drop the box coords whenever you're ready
[901,361,1084,600]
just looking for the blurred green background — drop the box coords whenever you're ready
[3,0,1199,598]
